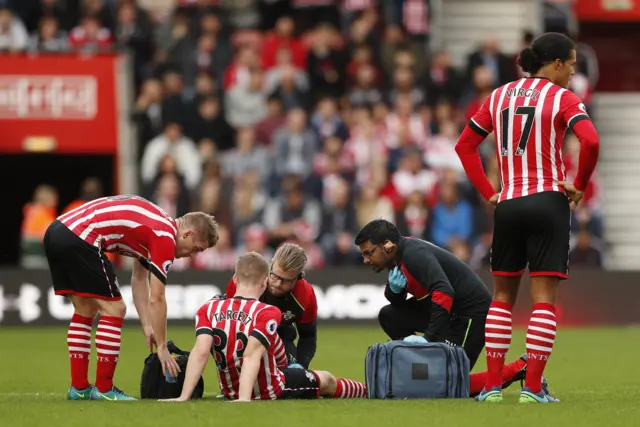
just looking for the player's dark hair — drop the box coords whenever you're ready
[517,32,574,74]
[354,219,401,246]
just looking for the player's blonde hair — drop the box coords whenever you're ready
[273,242,307,273]
[235,252,270,286]
[180,212,219,247]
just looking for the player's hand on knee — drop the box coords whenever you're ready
[403,335,428,344]
[488,193,499,206]
[388,267,407,293]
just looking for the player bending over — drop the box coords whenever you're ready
[43,195,219,401]
[354,219,551,398]
[455,32,599,403]
[225,242,317,369]
[160,252,366,402]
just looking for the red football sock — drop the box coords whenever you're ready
[525,303,556,393]
[95,316,123,393]
[484,301,513,389]
[470,358,528,394]
[68,314,93,390]
[333,378,367,398]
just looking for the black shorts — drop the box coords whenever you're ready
[43,220,121,300]
[278,368,320,400]
[491,191,571,279]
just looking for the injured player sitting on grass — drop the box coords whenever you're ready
[160,252,366,402]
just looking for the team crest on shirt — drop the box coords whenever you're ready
[579,103,587,113]
[162,260,173,274]
[305,371,316,383]
[282,310,295,321]
[266,319,278,335]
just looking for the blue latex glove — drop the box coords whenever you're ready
[403,335,429,344]
[388,266,407,294]
[288,363,304,369]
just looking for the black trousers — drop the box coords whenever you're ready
[378,298,486,369]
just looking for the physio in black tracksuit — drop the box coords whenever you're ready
[355,219,492,369]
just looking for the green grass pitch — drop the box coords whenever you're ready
[1,325,639,427]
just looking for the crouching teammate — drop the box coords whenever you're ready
[225,242,317,369]
[160,252,366,402]
[355,219,555,398]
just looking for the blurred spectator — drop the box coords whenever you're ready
[320,177,359,264]
[389,65,425,108]
[311,97,348,141]
[182,32,229,93]
[82,0,115,32]
[464,65,494,122]
[68,15,113,53]
[424,120,464,175]
[133,78,165,156]
[346,43,380,88]
[264,47,309,95]
[186,96,235,151]
[20,184,58,268]
[569,227,603,267]
[62,177,104,214]
[225,67,267,127]
[0,6,28,51]
[262,176,321,245]
[161,70,189,126]
[262,15,306,70]
[355,185,395,229]
[192,224,238,270]
[380,25,427,82]
[273,108,318,180]
[347,63,384,108]
[197,159,232,222]
[466,38,515,87]
[270,64,309,111]
[24,0,75,33]
[28,16,68,52]
[236,224,274,260]
[430,180,474,249]
[229,172,268,237]
[150,172,191,217]
[396,189,429,238]
[307,23,346,100]
[141,122,202,191]
[223,44,259,90]
[426,50,460,108]
[115,2,153,89]
[386,95,428,151]
[222,127,270,181]
[255,95,286,146]
[392,148,438,198]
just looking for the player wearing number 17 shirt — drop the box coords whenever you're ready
[455,33,600,404]
[43,195,219,401]
[160,252,367,402]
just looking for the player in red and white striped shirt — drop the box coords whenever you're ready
[456,33,600,404]
[43,195,219,401]
[160,252,367,402]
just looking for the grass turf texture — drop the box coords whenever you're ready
[1,326,639,427]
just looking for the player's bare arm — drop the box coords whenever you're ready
[234,336,268,402]
[131,261,154,351]
[148,273,181,379]
[159,335,213,402]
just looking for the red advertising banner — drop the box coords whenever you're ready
[574,0,640,21]
[0,54,119,154]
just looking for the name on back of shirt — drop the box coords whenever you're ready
[213,310,253,325]
[506,87,541,101]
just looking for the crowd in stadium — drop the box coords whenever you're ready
[12,0,605,270]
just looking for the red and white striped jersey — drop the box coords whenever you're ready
[56,195,177,283]
[195,297,288,400]
[470,77,591,202]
